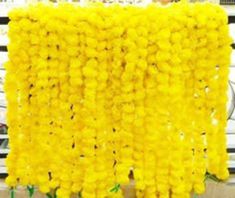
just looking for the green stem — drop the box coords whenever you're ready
[10,188,15,198]
[193,194,198,198]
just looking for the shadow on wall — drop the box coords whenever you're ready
[1,180,234,198]
[121,180,235,198]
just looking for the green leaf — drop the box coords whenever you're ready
[209,175,220,182]
[109,184,120,193]
[78,191,82,198]
[204,173,221,183]
[204,174,209,182]
[27,186,35,197]
[109,187,116,193]
[46,193,53,198]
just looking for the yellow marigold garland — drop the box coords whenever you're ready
[5,2,231,198]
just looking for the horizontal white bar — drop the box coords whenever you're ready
[0,107,6,124]
[0,134,7,139]
[227,83,234,118]
[0,36,8,46]
[0,158,5,166]
[227,176,235,184]
[0,3,25,17]
[0,52,8,66]
[231,51,235,67]
[227,134,235,148]
[227,120,235,134]
[0,93,6,107]
[230,24,235,42]
[0,149,9,154]
[230,112,235,121]
[0,69,5,93]
[229,152,235,159]
[229,161,235,168]
[230,67,235,83]
[223,5,235,17]
[0,166,7,174]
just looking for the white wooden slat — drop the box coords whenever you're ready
[231,50,235,67]
[224,6,235,17]
[0,3,25,17]
[0,36,8,47]
[0,69,5,93]
[227,120,235,134]
[0,25,8,46]
[229,161,235,168]
[0,159,5,176]
[0,5,9,18]
[0,135,7,139]
[230,112,235,120]
[227,176,235,184]
[0,167,7,174]
[0,93,6,107]
[230,67,235,83]
[229,153,235,160]
[0,149,9,154]
[227,133,235,148]
[0,159,5,167]
[0,107,6,125]
[228,81,235,120]
[227,83,234,117]
[230,81,235,93]
[0,52,7,68]
[229,154,235,172]
[229,24,235,42]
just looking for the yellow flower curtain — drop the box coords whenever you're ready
[4,2,232,198]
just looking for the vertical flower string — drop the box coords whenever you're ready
[133,10,148,198]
